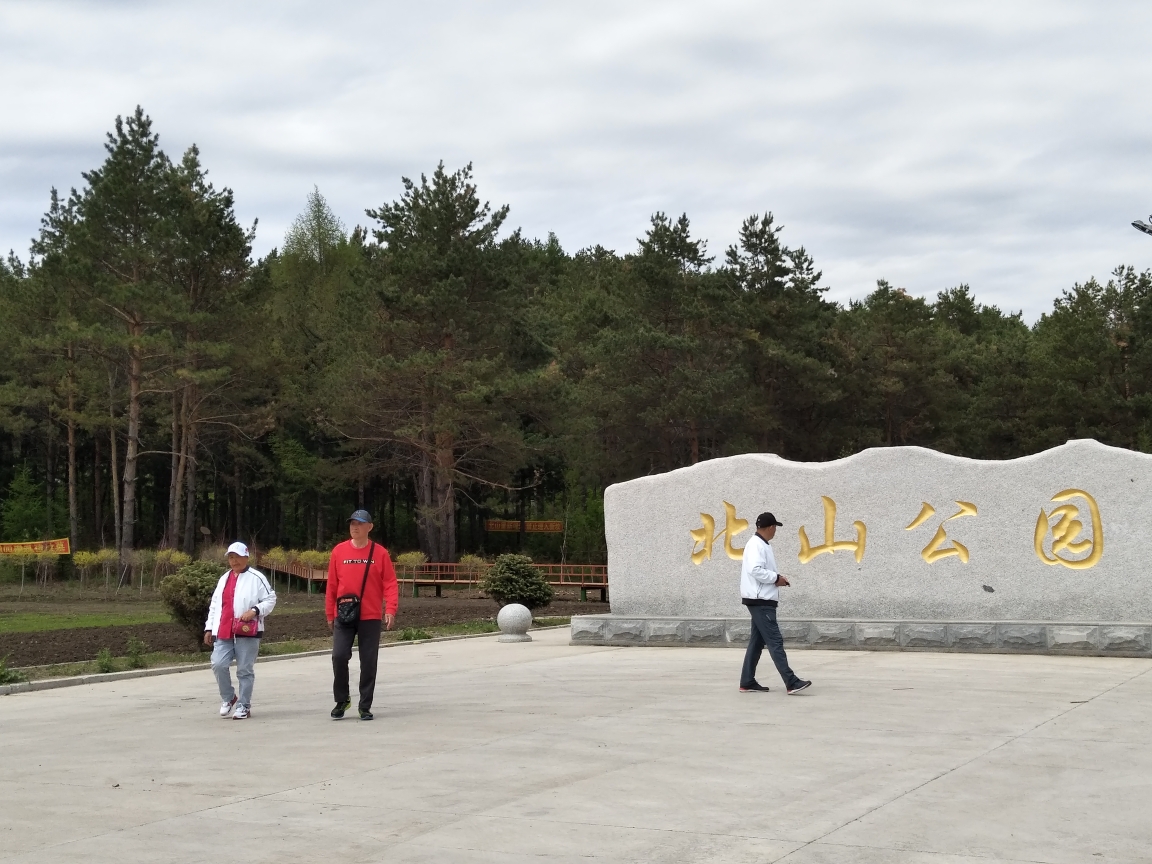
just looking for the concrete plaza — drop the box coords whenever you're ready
[1,629,1150,863]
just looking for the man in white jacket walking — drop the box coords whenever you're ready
[203,542,277,719]
[740,512,811,694]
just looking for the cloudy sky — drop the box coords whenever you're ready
[2,0,1150,320]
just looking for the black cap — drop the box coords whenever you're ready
[756,512,783,529]
[349,509,372,524]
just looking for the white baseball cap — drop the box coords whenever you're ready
[226,541,250,557]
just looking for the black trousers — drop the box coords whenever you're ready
[332,618,382,710]
[740,604,800,689]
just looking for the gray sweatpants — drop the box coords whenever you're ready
[211,637,260,708]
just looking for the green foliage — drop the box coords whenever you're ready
[1,465,47,542]
[159,560,221,643]
[395,551,428,568]
[0,655,27,684]
[397,627,432,641]
[199,546,229,566]
[480,554,553,610]
[7,110,1152,573]
[457,553,489,577]
[126,637,148,669]
[95,647,114,673]
[297,550,330,569]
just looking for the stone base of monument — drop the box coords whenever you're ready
[570,615,1152,657]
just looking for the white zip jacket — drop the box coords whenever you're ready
[204,568,277,636]
[740,534,781,603]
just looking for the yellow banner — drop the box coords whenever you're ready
[484,520,564,534]
[0,539,71,555]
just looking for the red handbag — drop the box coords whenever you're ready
[234,616,260,637]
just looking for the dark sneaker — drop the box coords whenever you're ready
[359,709,374,721]
[331,700,351,719]
[787,679,812,694]
[739,682,771,693]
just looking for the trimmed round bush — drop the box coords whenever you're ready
[480,554,553,610]
[159,560,222,647]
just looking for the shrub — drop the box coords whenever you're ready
[297,550,330,570]
[35,551,59,587]
[0,654,26,684]
[458,553,489,578]
[395,551,428,568]
[159,560,223,646]
[480,554,553,610]
[264,546,290,569]
[73,550,99,586]
[199,545,228,566]
[95,548,119,591]
[126,637,148,669]
[95,647,114,673]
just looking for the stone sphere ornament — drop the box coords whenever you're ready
[497,603,533,642]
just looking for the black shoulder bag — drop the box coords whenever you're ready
[335,541,375,626]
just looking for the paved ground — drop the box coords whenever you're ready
[1,630,1149,864]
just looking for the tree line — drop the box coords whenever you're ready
[2,108,1150,566]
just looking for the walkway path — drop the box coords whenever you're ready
[1,629,1149,862]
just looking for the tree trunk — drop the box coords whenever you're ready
[94,436,103,546]
[65,344,78,550]
[46,414,55,538]
[167,388,180,547]
[233,454,242,541]
[315,490,323,548]
[67,392,78,551]
[182,421,199,555]
[172,386,190,548]
[108,367,121,552]
[120,331,143,560]
[413,442,456,562]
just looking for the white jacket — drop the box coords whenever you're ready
[204,567,277,636]
[740,534,781,603]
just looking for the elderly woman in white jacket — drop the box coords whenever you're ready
[203,542,276,719]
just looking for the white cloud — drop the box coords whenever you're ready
[2,0,1151,320]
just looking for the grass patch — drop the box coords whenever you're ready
[15,650,211,681]
[532,617,571,628]
[0,610,172,633]
[259,637,330,656]
[6,616,537,683]
[382,619,500,643]
[433,620,499,635]
[397,627,432,641]
[0,654,27,684]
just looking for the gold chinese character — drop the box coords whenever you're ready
[905,500,977,563]
[1034,489,1103,569]
[690,501,749,564]
[798,496,866,563]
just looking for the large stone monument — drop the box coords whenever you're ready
[572,439,1152,656]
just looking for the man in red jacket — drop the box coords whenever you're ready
[326,509,398,720]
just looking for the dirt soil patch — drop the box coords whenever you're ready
[0,594,609,667]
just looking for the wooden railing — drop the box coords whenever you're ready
[395,562,607,586]
[256,556,608,600]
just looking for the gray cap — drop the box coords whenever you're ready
[349,509,372,524]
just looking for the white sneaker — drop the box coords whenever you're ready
[219,696,237,717]
[232,704,250,720]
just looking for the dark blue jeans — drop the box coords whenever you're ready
[740,604,800,689]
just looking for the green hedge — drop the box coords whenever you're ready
[480,554,553,610]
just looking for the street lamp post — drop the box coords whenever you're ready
[1134,215,1152,236]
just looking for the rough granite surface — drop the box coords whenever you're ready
[605,439,1152,623]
